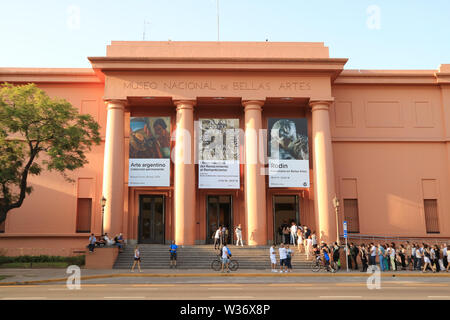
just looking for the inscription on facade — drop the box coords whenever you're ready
[123,80,311,92]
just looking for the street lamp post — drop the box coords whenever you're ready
[333,196,340,245]
[101,196,107,236]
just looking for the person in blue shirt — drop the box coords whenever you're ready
[169,240,178,269]
[88,233,96,253]
[378,243,386,271]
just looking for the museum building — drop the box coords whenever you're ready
[1,41,449,255]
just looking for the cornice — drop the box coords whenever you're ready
[0,68,103,84]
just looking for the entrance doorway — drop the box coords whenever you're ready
[206,195,232,244]
[138,195,165,244]
[273,195,299,244]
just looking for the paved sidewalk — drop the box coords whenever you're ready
[1,268,450,285]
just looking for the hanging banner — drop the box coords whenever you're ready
[268,118,310,188]
[128,117,171,186]
[198,119,240,189]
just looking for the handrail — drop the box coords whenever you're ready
[339,234,449,244]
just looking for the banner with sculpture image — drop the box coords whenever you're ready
[128,117,171,186]
[198,118,240,189]
[268,118,310,188]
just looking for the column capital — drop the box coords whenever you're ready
[310,99,334,112]
[173,99,196,110]
[104,99,126,110]
[242,100,265,111]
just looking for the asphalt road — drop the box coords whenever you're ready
[0,277,449,300]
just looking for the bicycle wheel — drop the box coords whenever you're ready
[311,260,321,272]
[229,260,239,271]
[211,259,222,272]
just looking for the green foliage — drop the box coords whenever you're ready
[0,255,85,266]
[0,83,101,223]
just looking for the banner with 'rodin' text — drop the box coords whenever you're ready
[128,117,171,187]
[268,118,310,188]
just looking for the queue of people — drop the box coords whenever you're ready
[346,241,449,273]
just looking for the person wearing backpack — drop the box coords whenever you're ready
[221,243,231,273]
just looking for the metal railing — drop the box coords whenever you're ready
[340,234,449,245]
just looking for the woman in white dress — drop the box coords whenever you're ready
[235,224,243,247]
[306,236,313,260]
[297,228,303,252]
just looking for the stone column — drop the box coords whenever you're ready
[243,100,267,245]
[174,100,196,245]
[311,100,337,244]
[102,100,125,236]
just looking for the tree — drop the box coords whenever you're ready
[0,83,101,224]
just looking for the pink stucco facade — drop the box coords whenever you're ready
[0,42,449,256]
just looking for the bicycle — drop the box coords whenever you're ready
[211,254,239,272]
[310,255,337,273]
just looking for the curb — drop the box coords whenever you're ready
[1,272,450,286]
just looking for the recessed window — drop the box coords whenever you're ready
[343,199,360,233]
[76,198,92,233]
[424,199,440,234]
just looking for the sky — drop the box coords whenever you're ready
[0,0,449,70]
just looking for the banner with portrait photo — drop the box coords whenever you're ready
[198,118,240,189]
[268,118,310,188]
[128,117,171,187]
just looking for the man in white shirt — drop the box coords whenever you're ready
[270,244,277,272]
[389,244,396,271]
[369,243,377,271]
[290,222,298,245]
[214,226,221,250]
[279,244,288,273]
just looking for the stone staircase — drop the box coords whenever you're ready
[113,244,312,269]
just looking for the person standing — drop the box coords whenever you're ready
[169,240,178,269]
[346,244,352,270]
[360,244,368,272]
[282,225,290,245]
[321,243,332,272]
[131,245,142,273]
[286,244,293,272]
[214,226,221,250]
[423,245,433,273]
[405,241,412,270]
[332,242,341,270]
[221,243,231,273]
[389,243,397,271]
[270,244,278,272]
[416,244,423,271]
[88,233,96,253]
[311,231,317,247]
[350,243,359,270]
[297,228,304,252]
[411,243,417,271]
[378,244,385,272]
[399,244,406,270]
[442,244,448,270]
[446,245,450,272]
[290,222,298,245]
[369,243,377,271]
[235,224,243,247]
[279,243,288,273]
[306,236,313,261]
[221,226,227,246]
